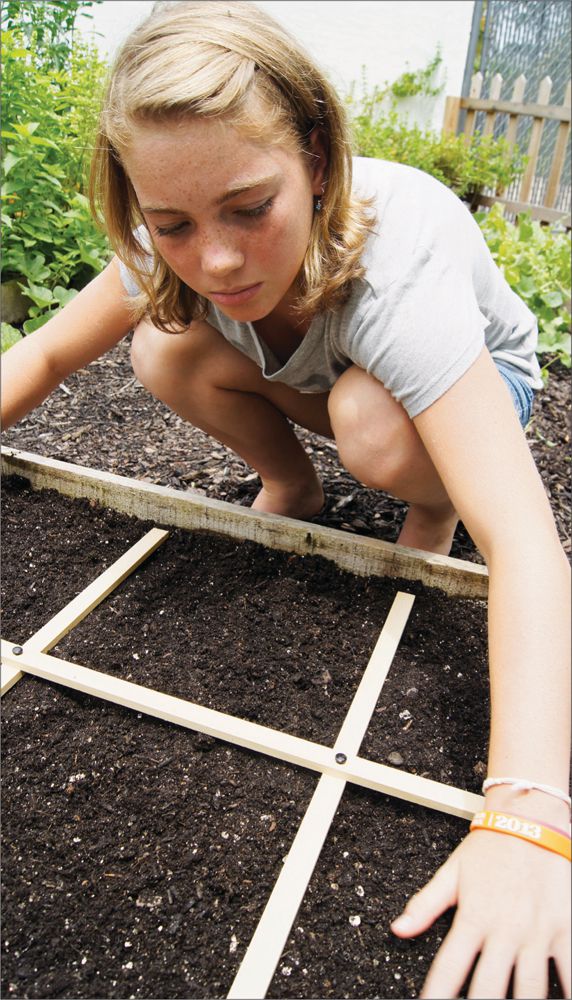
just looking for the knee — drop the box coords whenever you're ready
[328,368,412,489]
[130,318,209,403]
[130,319,169,393]
[336,424,404,490]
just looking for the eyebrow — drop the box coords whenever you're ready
[142,175,278,215]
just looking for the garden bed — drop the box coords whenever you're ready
[1,339,568,999]
[1,469,563,999]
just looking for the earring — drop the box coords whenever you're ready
[314,196,322,213]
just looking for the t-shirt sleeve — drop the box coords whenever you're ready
[117,225,155,297]
[118,259,141,297]
[343,245,488,418]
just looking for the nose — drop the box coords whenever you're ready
[199,232,245,280]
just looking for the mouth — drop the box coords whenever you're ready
[209,283,263,306]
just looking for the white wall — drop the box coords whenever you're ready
[79,0,475,131]
[258,1,474,130]
[79,0,154,55]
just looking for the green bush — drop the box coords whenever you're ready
[475,205,571,372]
[347,85,526,203]
[1,7,110,338]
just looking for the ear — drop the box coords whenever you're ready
[307,126,329,195]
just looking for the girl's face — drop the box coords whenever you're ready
[122,115,327,327]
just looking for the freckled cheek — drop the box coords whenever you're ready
[156,244,202,284]
[255,216,310,273]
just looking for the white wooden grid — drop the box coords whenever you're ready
[1,493,484,997]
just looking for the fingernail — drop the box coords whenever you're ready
[391,913,413,931]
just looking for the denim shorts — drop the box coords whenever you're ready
[494,361,536,427]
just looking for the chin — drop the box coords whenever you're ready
[217,300,276,323]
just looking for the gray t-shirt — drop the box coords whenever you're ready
[119,156,542,418]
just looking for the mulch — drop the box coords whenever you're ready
[1,338,569,999]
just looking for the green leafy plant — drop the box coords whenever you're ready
[390,50,444,100]
[1,0,102,71]
[347,52,444,113]
[475,205,571,371]
[347,95,526,203]
[1,321,22,352]
[1,11,110,338]
[2,118,110,332]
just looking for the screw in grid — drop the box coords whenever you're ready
[12,646,23,656]
[335,752,347,765]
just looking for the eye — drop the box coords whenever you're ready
[155,221,188,238]
[236,197,274,219]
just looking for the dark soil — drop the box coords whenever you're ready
[1,341,569,999]
[0,478,564,1000]
[2,337,570,561]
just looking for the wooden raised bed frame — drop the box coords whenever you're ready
[1,446,487,998]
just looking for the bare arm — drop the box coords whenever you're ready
[393,346,571,998]
[1,258,135,430]
[413,347,570,803]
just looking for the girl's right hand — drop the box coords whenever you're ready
[391,828,571,999]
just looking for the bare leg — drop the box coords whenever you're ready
[328,366,459,554]
[132,321,460,552]
[130,318,332,519]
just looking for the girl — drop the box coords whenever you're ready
[2,3,570,996]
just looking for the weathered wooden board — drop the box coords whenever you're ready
[1,448,488,599]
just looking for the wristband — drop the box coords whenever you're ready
[470,810,571,862]
[508,811,572,839]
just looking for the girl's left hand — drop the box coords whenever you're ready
[390,830,571,999]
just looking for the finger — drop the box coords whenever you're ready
[553,931,572,999]
[513,948,548,999]
[420,914,482,999]
[466,939,514,1000]
[391,853,459,938]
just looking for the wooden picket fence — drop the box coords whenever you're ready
[443,73,571,226]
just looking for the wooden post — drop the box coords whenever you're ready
[482,73,503,137]
[506,75,527,152]
[494,74,527,200]
[519,76,553,204]
[464,72,483,144]
[545,80,571,208]
[442,96,461,135]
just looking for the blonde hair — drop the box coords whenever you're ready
[90,0,377,332]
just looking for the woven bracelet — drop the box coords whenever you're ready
[470,810,571,862]
[482,777,572,810]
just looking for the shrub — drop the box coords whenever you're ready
[476,205,571,371]
[1,5,110,337]
[346,84,526,203]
